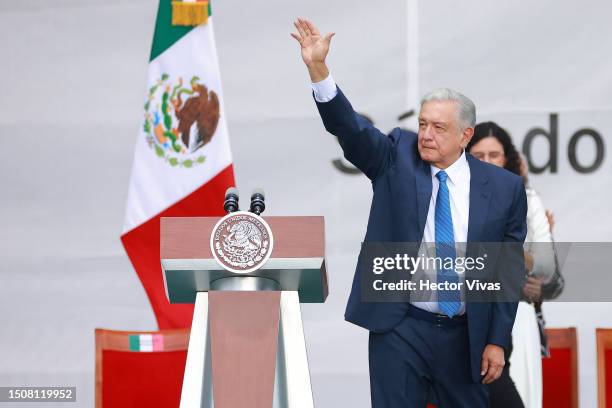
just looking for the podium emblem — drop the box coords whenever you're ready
[210,211,274,273]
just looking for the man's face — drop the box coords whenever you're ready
[417,100,473,169]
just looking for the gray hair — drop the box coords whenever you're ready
[420,88,476,130]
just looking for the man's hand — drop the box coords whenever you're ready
[480,344,505,384]
[291,18,335,82]
[523,275,543,303]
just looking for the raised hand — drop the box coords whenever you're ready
[291,18,335,82]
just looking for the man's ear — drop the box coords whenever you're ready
[461,126,474,148]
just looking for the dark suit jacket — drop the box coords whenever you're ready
[315,87,527,383]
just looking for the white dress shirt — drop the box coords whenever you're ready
[312,74,338,102]
[311,74,472,315]
[414,153,471,315]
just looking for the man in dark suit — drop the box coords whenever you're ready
[291,18,527,408]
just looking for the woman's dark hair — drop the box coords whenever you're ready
[466,121,522,177]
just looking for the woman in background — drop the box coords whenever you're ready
[467,122,557,408]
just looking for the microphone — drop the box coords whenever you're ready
[223,187,239,213]
[250,188,265,215]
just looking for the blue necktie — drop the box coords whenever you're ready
[435,170,461,317]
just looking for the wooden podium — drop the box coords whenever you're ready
[160,214,327,408]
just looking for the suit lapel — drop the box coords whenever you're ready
[415,159,432,240]
[466,154,491,243]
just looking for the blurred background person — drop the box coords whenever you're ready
[467,122,558,408]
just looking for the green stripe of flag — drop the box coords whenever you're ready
[149,0,214,62]
[129,335,140,351]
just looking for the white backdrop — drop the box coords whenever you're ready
[0,0,610,407]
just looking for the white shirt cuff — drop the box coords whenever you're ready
[311,74,338,103]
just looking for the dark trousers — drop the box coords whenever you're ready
[368,310,488,408]
[489,339,525,408]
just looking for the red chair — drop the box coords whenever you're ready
[95,328,190,408]
[542,327,578,408]
[597,328,612,407]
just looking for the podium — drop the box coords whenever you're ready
[160,213,327,408]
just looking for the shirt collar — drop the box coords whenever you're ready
[430,150,469,186]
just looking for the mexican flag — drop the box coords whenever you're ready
[121,0,234,329]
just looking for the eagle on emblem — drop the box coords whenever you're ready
[223,221,263,255]
[171,76,220,153]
